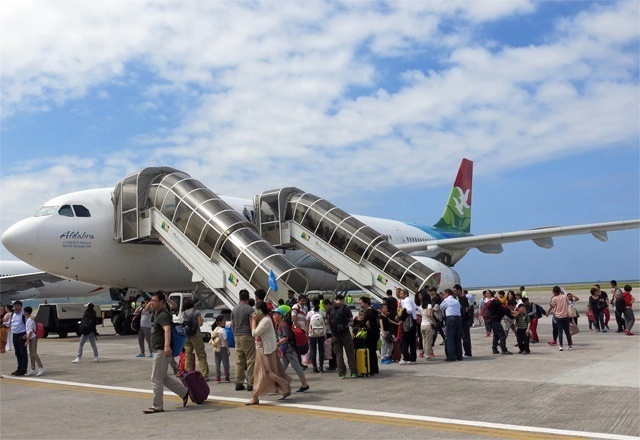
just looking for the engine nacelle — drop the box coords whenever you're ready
[412,256,461,291]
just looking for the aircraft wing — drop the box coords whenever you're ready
[0,271,68,294]
[396,219,640,254]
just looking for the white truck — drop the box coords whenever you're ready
[168,292,231,342]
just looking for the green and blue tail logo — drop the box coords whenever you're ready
[434,158,473,233]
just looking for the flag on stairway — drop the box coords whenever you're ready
[268,269,278,292]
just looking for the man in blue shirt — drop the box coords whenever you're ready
[440,289,463,362]
[9,301,28,376]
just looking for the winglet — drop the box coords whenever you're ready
[433,158,473,233]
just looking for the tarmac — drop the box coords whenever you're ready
[1,288,639,440]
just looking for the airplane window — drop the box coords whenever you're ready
[34,206,59,217]
[58,205,74,217]
[73,205,91,217]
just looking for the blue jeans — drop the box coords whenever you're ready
[593,311,605,331]
[445,316,463,360]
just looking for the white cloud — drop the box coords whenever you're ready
[0,0,638,250]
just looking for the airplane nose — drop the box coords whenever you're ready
[1,218,39,260]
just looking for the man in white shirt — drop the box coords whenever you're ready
[396,287,417,364]
[9,301,28,376]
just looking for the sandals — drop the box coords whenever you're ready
[143,407,164,414]
[245,400,259,405]
[278,391,291,401]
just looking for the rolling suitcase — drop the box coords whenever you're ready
[356,348,370,376]
[181,370,210,404]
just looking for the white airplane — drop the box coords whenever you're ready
[0,259,105,304]
[2,159,638,304]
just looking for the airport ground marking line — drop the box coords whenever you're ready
[0,375,636,440]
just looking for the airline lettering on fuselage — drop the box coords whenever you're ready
[60,231,94,249]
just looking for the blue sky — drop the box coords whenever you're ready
[1,0,638,287]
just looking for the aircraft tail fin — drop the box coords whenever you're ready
[433,158,473,233]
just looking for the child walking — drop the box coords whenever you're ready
[210,315,230,383]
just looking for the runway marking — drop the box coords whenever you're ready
[1,376,635,440]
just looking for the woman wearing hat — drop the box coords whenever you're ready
[245,303,291,405]
[72,303,99,363]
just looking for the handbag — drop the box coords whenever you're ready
[569,321,580,335]
[568,305,578,318]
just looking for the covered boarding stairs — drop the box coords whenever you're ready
[254,188,441,302]
[112,167,308,308]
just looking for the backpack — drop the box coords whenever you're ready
[281,321,309,355]
[291,326,309,355]
[79,315,93,335]
[309,312,326,337]
[480,300,493,320]
[182,310,198,336]
[329,304,350,335]
[432,304,443,323]
[35,320,45,339]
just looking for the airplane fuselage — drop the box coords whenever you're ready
[2,188,466,293]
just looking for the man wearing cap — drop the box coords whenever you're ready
[9,301,28,376]
[286,290,297,307]
[231,289,256,391]
[440,289,463,362]
[72,303,99,363]
[327,294,358,378]
[396,287,417,364]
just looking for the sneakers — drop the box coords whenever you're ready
[235,384,245,391]
[418,350,424,358]
[339,374,346,379]
[136,353,145,357]
[568,346,573,350]
[225,377,230,383]
[485,332,491,337]
[246,385,253,392]
[36,368,45,376]
[625,330,635,336]
[429,352,435,358]
[398,360,409,365]
[350,373,358,378]
[558,346,564,351]
[25,370,37,376]
[149,353,153,357]
[93,357,99,362]
[548,340,557,346]
[216,378,221,383]
[71,357,81,363]
[296,386,309,393]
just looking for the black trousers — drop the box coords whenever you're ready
[401,325,416,362]
[491,320,507,352]
[461,320,472,356]
[516,328,530,353]
[13,332,28,373]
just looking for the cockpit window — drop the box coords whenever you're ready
[58,205,74,217]
[73,205,91,217]
[34,206,60,217]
